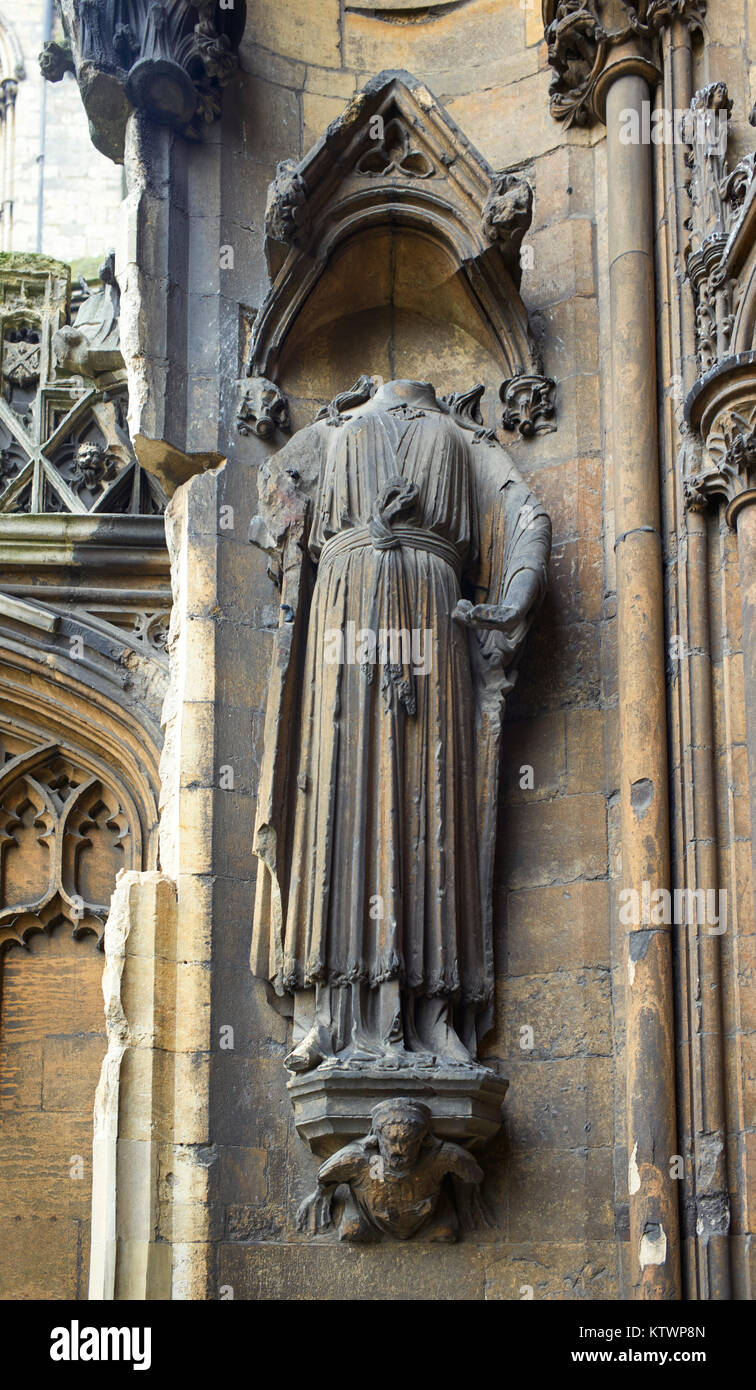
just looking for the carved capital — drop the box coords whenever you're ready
[41,2,246,162]
[542,0,696,127]
[236,377,290,441]
[500,373,557,437]
[646,0,706,31]
[687,404,756,525]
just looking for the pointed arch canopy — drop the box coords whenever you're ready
[247,71,542,383]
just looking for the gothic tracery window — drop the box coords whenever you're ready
[0,735,140,951]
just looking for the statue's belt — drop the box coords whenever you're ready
[319,524,462,579]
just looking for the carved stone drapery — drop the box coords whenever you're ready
[248,377,551,1230]
[53,252,123,382]
[40,2,247,161]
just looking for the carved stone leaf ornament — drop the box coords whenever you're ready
[686,402,756,525]
[500,373,557,436]
[543,0,705,127]
[40,2,247,159]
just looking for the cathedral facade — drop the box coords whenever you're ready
[0,0,754,1302]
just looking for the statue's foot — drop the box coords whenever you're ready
[409,998,477,1067]
[338,1039,385,1066]
[284,1025,329,1074]
[423,1027,475,1067]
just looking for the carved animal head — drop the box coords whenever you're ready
[72,441,112,492]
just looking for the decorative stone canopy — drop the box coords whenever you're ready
[242,70,552,439]
[685,355,756,524]
[682,84,756,525]
[541,0,703,127]
[40,1,247,162]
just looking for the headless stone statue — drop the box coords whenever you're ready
[250,378,551,1074]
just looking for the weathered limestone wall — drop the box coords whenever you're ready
[0,928,105,1298]
[201,0,620,1300]
[69,0,756,1300]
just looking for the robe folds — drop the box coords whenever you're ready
[250,385,551,1050]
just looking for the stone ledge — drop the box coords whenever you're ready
[288,1063,509,1157]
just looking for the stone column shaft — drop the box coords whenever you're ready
[736,504,756,900]
[665,19,731,1300]
[606,70,682,1300]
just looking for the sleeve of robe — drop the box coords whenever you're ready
[466,435,552,1043]
[249,424,326,998]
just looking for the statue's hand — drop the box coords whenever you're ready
[453,600,527,666]
[453,600,523,634]
[295,1184,333,1235]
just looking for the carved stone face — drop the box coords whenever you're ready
[73,442,108,491]
[374,1113,428,1176]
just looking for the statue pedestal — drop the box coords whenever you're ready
[288,1063,509,1158]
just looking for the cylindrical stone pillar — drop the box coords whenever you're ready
[736,502,756,901]
[605,67,682,1300]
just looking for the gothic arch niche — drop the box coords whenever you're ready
[277,225,511,412]
[244,71,553,436]
[0,692,157,1299]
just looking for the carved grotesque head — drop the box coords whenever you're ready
[73,441,110,491]
[265,159,308,246]
[482,174,533,251]
[370,1100,431,1177]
